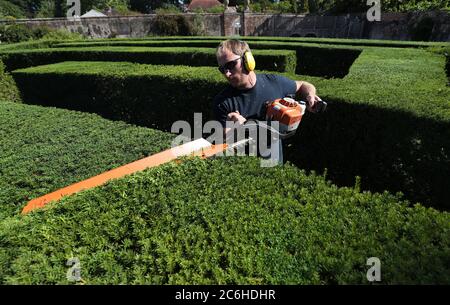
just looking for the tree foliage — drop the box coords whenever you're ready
[1,0,449,18]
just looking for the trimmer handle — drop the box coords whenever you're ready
[285,94,327,113]
[314,100,327,113]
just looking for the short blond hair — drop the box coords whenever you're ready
[216,39,251,58]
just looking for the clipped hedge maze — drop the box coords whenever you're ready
[47,39,363,78]
[11,43,450,210]
[0,101,174,219]
[0,36,449,284]
[12,62,224,130]
[1,154,449,284]
[0,47,297,74]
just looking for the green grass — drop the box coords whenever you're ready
[0,101,175,219]
[0,156,448,284]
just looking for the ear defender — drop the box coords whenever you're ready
[242,51,256,72]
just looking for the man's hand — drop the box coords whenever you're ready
[223,111,247,138]
[227,111,247,125]
[296,81,323,113]
[305,94,323,113]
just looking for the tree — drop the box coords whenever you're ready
[0,0,27,18]
[36,0,55,17]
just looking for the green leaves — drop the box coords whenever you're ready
[0,157,449,284]
[1,36,449,284]
[1,46,296,73]
[0,101,174,218]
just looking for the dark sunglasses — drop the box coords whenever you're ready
[218,57,241,74]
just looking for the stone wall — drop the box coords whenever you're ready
[239,11,449,41]
[1,11,448,41]
[365,11,450,41]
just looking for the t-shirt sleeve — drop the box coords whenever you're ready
[213,96,229,128]
[273,74,297,97]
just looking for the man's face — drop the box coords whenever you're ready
[217,49,246,89]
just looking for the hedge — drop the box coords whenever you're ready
[0,60,19,102]
[11,44,450,211]
[0,157,449,284]
[11,62,224,131]
[52,40,362,77]
[0,46,297,73]
[0,101,175,219]
[287,46,450,211]
[51,35,448,48]
[0,39,56,51]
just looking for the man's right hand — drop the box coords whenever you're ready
[224,111,247,138]
[227,111,247,125]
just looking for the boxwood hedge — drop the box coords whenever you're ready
[11,47,450,210]
[0,47,297,73]
[290,47,450,211]
[12,62,225,130]
[53,36,447,49]
[0,60,20,102]
[52,40,362,78]
[0,157,448,284]
[0,101,174,219]
[0,39,56,51]
[1,39,449,285]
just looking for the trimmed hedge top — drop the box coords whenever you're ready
[12,52,450,122]
[49,35,449,48]
[52,39,366,51]
[10,46,450,210]
[1,46,295,55]
[0,39,56,51]
[0,101,175,219]
[12,61,225,81]
[0,46,297,73]
[1,38,450,285]
[0,156,449,284]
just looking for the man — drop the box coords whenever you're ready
[213,39,322,163]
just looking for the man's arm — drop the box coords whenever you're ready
[295,81,322,113]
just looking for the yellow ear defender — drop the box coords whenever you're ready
[243,50,256,72]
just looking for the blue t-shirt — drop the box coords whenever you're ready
[213,74,297,127]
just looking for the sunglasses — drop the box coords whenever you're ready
[218,57,241,74]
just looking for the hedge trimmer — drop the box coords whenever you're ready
[22,97,326,214]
